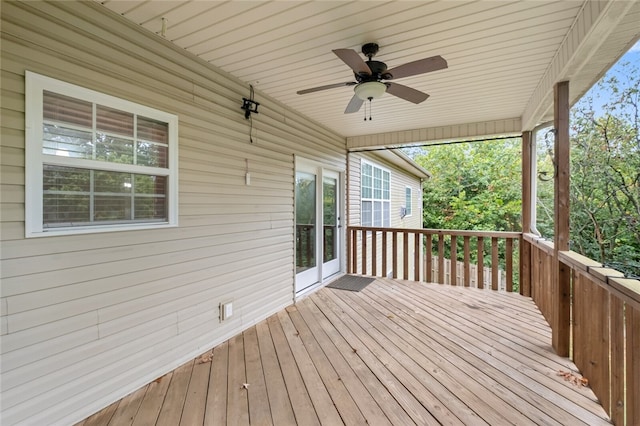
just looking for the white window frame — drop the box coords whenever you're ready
[360,160,390,227]
[25,71,179,237]
[405,186,413,217]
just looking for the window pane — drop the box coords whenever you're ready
[96,133,134,164]
[43,194,90,226]
[134,175,166,195]
[137,142,168,168]
[405,187,412,215]
[97,105,133,136]
[295,172,316,271]
[43,124,93,158]
[373,201,382,227]
[362,200,372,226]
[43,165,91,226]
[138,116,168,144]
[43,165,90,192]
[94,170,132,193]
[383,201,390,226]
[94,196,131,221]
[43,91,92,127]
[362,163,372,178]
[383,171,390,200]
[134,196,166,220]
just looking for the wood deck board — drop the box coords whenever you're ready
[377,280,608,424]
[132,372,172,426]
[76,279,611,425]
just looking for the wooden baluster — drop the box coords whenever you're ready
[477,237,484,289]
[463,236,470,287]
[629,305,639,425]
[346,227,352,274]
[438,234,445,284]
[491,237,499,291]
[371,229,377,277]
[521,236,531,296]
[414,231,421,281]
[506,238,513,292]
[351,228,358,274]
[392,231,398,279]
[362,229,367,275]
[425,234,432,283]
[382,231,387,278]
[403,231,409,280]
[450,235,457,286]
[610,295,625,425]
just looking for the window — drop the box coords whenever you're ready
[405,186,412,216]
[361,161,390,227]
[25,72,178,237]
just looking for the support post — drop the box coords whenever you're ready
[520,131,532,296]
[552,81,571,356]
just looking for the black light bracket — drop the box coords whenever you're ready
[241,98,260,119]
[241,85,260,119]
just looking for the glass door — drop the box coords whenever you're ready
[295,161,342,293]
[295,169,317,292]
[322,171,340,278]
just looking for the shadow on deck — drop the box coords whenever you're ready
[77,278,611,425]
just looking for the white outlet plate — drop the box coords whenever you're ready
[220,301,233,321]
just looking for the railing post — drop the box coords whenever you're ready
[552,81,571,357]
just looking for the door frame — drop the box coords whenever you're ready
[294,157,344,296]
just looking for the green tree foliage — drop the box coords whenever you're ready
[413,139,522,232]
[537,60,640,277]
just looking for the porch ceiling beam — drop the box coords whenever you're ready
[521,0,637,131]
[346,118,521,151]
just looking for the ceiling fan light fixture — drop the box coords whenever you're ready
[354,81,386,100]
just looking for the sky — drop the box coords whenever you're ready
[579,39,640,117]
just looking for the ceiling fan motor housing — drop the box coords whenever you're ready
[361,42,380,58]
[356,60,392,82]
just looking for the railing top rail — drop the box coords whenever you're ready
[347,226,521,239]
[523,233,555,254]
[558,250,640,308]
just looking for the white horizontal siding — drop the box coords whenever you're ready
[0,1,344,425]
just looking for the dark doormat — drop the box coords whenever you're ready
[327,275,375,292]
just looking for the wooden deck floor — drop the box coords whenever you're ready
[77,278,611,425]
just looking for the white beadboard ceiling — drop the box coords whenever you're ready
[96,0,639,141]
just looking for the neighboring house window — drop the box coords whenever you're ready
[405,186,412,216]
[25,71,178,237]
[361,161,390,227]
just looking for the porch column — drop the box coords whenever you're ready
[520,131,532,296]
[552,81,571,356]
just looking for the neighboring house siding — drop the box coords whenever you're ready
[0,2,345,425]
[347,152,424,277]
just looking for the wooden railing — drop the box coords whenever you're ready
[523,233,639,425]
[347,226,521,292]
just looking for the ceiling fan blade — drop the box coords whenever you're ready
[344,94,364,114]
[297,81,356,95]
[386,55,447,80]
[386,82,429,104]
[333,49,371,76]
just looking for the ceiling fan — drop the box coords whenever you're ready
[297,43,447,114]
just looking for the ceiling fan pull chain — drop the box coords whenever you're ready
[369,98,373,121]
